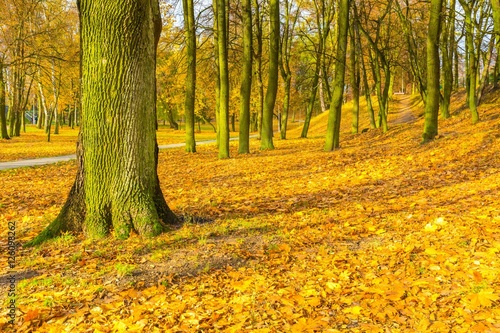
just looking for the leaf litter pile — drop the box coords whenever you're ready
[1,94,500,332]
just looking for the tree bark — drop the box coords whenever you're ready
[440,0,455,119]
[238,0,252,154]
[183,0,196,152]
[349,20,360,134]
[253,0,264,139]
[260,0,279,150]
[28,0,177,246]
[279,0,298,140]
[0,60,8,140]
[459,0,480,124]
[422,0,443,143]
[216,0,230,158]
[325,0,349,151]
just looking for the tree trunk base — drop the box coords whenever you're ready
[26,142,177,247]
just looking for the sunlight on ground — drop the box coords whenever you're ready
[1,91,500,331]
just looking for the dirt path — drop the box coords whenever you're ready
[389,94,420,125]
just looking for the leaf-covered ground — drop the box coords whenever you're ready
[0,125,232,162]
[1,91,500,332]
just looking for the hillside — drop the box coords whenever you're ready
[1,88,500,331]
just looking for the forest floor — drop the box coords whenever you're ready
[1,90,500,332]
[0,124,237,163]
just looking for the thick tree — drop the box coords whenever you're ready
[183,0,196,152]
[422,0,443,143]
[238,0,252,154]
[28,0,177,246]
[325,0,349,151]
[260,0,279,150]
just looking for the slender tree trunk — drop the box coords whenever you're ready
[477,38,495,105]
[300,59,320,138]
[0,60,8,140]
[423,0,443,143]
[440,0,455,119]
[460,0,479,124]
[36,92,44,129]
[238,0,252,154]
[279,0,298,140]
[325,0,349,151]
[161,99,178,129]
[350,21,360,134]
[260,0,279,150]
[213,0,221,146]
[360,46,376,128]
[281,76,291,139]
[454,43,460,89]
[183,0,196,152]
[319,69,327,113]
[216,0,230,158]
[253,0,264,139]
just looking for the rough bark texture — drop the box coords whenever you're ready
[260,0,279,150]
[28,0,177,246]
[238,0,252,154]
[325,0,349,151]
[422,0,443,143]
[183,0,196,152]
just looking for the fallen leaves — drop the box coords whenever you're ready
[1,93,500,331]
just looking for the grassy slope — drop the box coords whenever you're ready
[1,89,500,331]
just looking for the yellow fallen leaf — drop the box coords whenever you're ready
[343,306,362,315]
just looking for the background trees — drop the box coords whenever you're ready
[2,0,499,151]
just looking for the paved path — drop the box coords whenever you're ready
[0,137,243,171]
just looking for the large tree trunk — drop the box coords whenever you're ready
[260,0,279,150]
[28,0,177,246]
[422,0,443,143]
[238,0,252,154]
[325,0,349,151]
[183,0,196,152]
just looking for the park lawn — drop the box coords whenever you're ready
[1,91,500,331]
[0,124,229,162]
[0,127,80,162]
